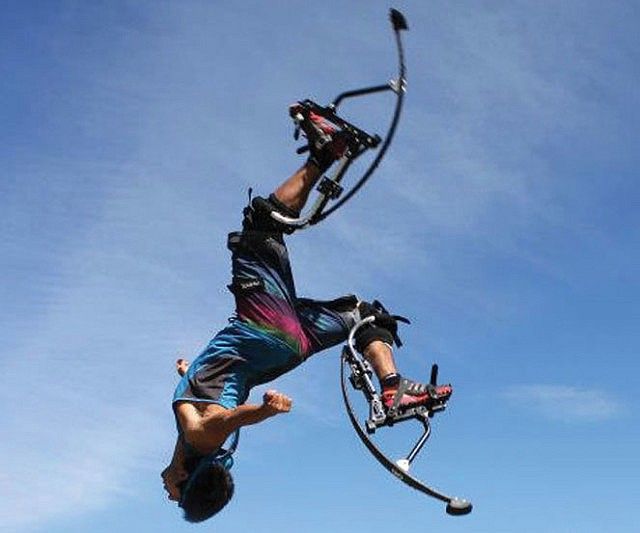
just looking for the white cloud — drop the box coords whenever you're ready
[502,384,625,422]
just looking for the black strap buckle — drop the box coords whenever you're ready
[317,176,344,199]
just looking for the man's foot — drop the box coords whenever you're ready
[290,104,349,171]
[381,375,452,411]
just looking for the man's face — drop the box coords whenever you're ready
[161,465,187,503]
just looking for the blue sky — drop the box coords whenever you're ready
[1,1,638,532]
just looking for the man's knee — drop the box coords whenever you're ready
[353,300,398,353]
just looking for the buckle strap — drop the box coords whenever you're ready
[371,299,410,347]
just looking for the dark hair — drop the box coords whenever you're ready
[179,461,235,523]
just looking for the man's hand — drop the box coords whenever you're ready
[261,390,293,417]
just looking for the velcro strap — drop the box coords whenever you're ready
[353,324,395,353]
[369,299,410,347]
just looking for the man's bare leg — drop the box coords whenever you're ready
[271,163,411,385]
[273,162,322,214]
[363,340,397,380]
[365,340,452,408]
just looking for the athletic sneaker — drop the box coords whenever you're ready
[382,377,452,410]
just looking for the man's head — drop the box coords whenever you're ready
[178,454,235,522]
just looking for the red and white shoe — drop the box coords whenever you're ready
[382,377,452,411]
[289,103,349,170]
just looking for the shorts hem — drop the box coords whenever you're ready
[172,397,236,410]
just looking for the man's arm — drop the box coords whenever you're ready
[176,390,292,455]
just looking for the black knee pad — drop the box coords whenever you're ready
[242,194,299,234]
[353,300,399,352]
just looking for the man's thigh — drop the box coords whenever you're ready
[296,295,360,356]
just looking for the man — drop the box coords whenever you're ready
[161,107,451,522]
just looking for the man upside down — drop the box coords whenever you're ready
[161,107,451,522]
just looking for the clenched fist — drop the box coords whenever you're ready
[261,390,293,417]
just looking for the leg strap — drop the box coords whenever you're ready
[353,299,410,352]
[242,193,299,234]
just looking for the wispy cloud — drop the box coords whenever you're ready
[502,384,625,422]
[0,391,166,530]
